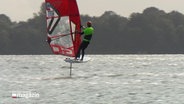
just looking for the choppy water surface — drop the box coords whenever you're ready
[1,55,184,104]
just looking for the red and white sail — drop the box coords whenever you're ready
[45,0,81,57]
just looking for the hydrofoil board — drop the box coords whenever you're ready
[64,57,91,63]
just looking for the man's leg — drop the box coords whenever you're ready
[75,51,80,59]
[81,42,89,61]
[81,49,85,61]
[75,46,82,59]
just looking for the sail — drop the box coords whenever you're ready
[45,0,81,57]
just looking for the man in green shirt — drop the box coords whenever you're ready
[75,21,94,61]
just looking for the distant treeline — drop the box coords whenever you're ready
[1,4,184,54]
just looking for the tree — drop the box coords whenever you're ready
[1,5,184,54]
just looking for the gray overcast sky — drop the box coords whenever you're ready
[1,0,184,22]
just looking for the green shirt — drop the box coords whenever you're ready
[83,27,94,42]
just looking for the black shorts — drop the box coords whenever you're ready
[80,41,89,50]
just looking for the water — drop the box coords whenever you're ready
[1,55,184,104]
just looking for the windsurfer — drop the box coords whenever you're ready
[75,21,94,61]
